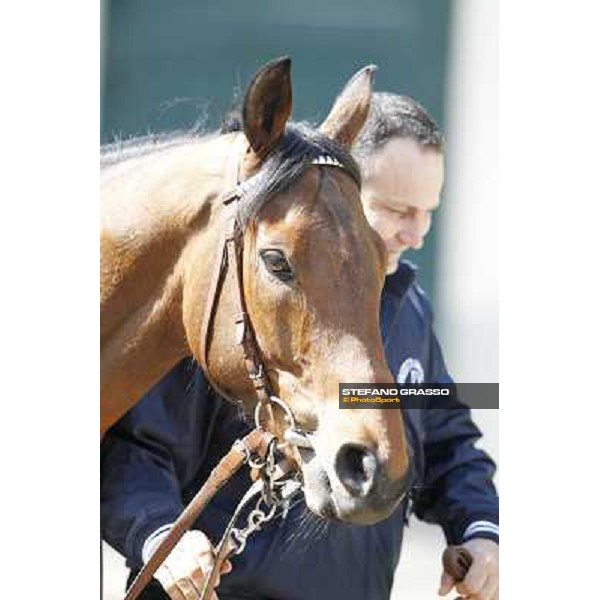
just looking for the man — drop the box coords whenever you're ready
[101,93,499,600]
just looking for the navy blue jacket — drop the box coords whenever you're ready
[101,263,498,600]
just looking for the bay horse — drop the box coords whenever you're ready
[101,58,411,525]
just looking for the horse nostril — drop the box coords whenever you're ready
[335,443,378,497]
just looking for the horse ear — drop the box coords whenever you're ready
[242,57,293,159]
[319,65,377,146]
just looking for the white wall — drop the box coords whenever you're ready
[438,0,499,383]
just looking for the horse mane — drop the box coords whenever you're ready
[100,130,216,170]
[100,122,361,229]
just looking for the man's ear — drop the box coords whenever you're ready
[319,65,376,147]
[242,56,293,160]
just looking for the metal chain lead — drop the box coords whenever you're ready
[229,463,302,556]
[230,494,278,555]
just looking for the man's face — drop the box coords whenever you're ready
[360,137,444,274]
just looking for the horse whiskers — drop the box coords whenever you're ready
[279,505,310,549]
[313,515,330,543]
[279,501,332,554]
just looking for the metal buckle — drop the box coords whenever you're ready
[254,395,295,430]
[253,395,315,451]
[230,498,277,555]
[248,364,264,381]
[229,465,302,556]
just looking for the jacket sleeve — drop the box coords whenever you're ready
[412,318,499,545]
[101,359,217,567]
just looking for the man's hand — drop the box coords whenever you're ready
[438,538,498,600]
[154,530,233,600]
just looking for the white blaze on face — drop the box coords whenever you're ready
[303,334,384,489]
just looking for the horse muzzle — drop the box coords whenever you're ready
[299,441,414,525]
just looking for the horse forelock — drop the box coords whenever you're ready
[236,123,361,230]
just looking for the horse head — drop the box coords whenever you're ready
[183,58,412,525]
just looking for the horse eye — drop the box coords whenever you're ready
[260,249,293,281]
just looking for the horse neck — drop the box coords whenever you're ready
[100,133,245,433]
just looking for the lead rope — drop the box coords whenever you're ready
[197,403,307,600]
[199,453,301,600]
[122,429,275,600]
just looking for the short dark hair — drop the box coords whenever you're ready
[354,92,444,157]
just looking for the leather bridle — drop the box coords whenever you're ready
[198,150,347,447]
[122,149,347,600]
[197,177,276,413]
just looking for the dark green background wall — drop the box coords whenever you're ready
[101,0,452,299]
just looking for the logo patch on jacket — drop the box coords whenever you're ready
[397,358,424,384]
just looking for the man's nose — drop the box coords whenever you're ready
[397,227,423,250]
[398,212,430,250]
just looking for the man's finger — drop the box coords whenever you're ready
[220,559,233,575]
[457,558,487,597]
[479,573,499,600]
[163,580,187,600]
[189,566,208,595]
[156,566,185,600]
[165,584,186,600]
[438,570,456,596]
[196,549,215,577]
[175,576,202,600]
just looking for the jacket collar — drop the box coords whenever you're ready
[383,260,417,300]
